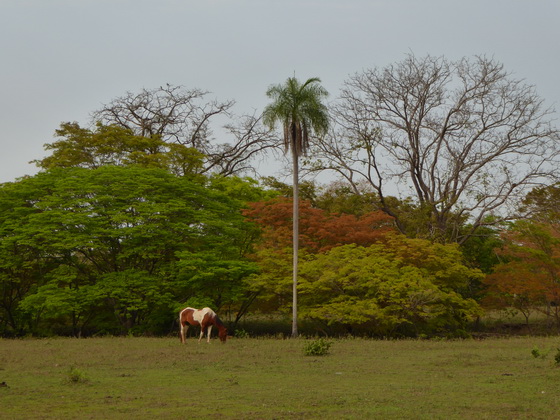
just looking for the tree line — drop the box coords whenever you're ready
[1,53,560,337]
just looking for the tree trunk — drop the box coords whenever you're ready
[291,145,299,338]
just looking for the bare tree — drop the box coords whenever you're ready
[311,55,560,243]
[208,113,280,176]
[92,84,278,176]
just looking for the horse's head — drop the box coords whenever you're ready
[219,327,228,343]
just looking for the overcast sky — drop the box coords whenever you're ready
[1,0,559,184]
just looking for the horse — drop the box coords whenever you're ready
[178,307,228,344]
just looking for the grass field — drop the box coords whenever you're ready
[1,336,560,419]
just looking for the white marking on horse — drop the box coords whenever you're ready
[192,307,212,325]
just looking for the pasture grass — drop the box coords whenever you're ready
[1,336,560,419]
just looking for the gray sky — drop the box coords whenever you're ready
[1,0,559,183]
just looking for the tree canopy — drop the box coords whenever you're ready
[0,166,259,336]
[298,235,483,336]
[5,54,560,337]
[34,122,205,176]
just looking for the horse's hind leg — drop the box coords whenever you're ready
[180,323,188,344]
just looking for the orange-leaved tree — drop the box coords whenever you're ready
[484,220,560,328]
[243,196,394,253]
[242,197,394,313]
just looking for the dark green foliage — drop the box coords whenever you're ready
[460,224,503,275]
[234,328,249,338]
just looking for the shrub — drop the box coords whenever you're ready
[303,338,332,356]
[554,348,560,366]
[531,345,552,360]
[65,367,89,384]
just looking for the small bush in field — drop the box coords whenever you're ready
[531,345,553,360]
[65,367,89,384]
[303,338,332,356]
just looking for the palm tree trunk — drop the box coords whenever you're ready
[291,144,299,338]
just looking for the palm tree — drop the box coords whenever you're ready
[263,77,329,337]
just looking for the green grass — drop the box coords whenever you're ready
[1,336,560,419]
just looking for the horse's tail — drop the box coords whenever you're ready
[178,308,187,327]
[178,307,190,344]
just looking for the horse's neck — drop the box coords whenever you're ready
[213,317,225,330]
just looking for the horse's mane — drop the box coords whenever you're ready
[213,315,226,329]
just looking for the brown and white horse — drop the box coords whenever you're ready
[179,307,228,344]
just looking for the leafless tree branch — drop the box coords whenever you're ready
[310,54,560,243]
[92,84,277,176]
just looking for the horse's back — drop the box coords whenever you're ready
[201,307,216,316]
[179,306,219,326]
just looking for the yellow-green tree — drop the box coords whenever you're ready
[34,122,204,176]
[298,235,482,337]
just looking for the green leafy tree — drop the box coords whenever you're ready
[521,183,560,224]
[0,175,64,335]
[1,166,257,336]
[260,176,318,204]
[263,77,329,337]
[173,251,258,321]
[17,266,102,337]
[95,270,174,335]
[34,122,205,176]
[314,181,378,216]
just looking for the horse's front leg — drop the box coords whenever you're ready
[198,326,205,344]
[206,325,213,343]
